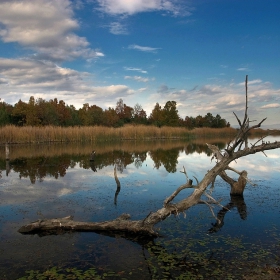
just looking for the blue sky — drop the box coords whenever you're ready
[0,0,279,127]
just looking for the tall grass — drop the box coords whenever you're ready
[0,124,274,144]
[191,127,237,138]
[0,125,192,144]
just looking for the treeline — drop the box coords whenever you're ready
[0,96,229,128]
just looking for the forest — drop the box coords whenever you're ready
[0,96,229,129]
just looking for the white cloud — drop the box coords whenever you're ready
[92,85,135,97]
[260,103,280,109]
[109,22,128,35]
[124,67,148,74]
[150,80,280,126]
[198,85,222,95]
[96,0,192,16]
[0,58,86,90]
[138,87,147,92]
[128,44,161,53]
[0,0,104,61]
[0,58,134,107]
[237,67,249,71]
[238,79,262,86]
[124,76,154,82]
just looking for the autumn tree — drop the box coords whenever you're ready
[149,102,165,127]
[115,98,133,125]
[132,103,147,124]
[184,116,196,129]
[102,107,119,127]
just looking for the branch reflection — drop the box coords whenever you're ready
[208,195,247,233]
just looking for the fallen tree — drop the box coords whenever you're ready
[18,76,280,239]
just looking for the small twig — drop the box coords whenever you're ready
[204,191,228,210]
[193,176,199,185]
[180,166,188,180]
[261,150,268,157]
[199,200,221,224]
[233,111,242,127]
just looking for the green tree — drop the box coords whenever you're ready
[0,100,12,126]
[163,101,179,126]
[12,99,28,126]
[88,105,103,126]
[65,105,81,126]
[213,114,227,128]
[195,115,204,127]
[203,112,215,127]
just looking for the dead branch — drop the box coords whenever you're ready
[163,179,193,207]
[199,200,221,224]
[114,165,121,205]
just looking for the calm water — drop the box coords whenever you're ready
[0,138,279,279]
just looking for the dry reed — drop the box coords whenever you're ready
[0,125,192,144]
[0,125,274,144]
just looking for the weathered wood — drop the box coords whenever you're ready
[220,170,247,195]
[18,214,158,237]
[5,143,9,160]
[114,165,121,205]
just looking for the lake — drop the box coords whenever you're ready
[0,137,279,279]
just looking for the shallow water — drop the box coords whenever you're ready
[0,138,279,279]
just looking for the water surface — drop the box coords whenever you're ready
[0,138,279,279]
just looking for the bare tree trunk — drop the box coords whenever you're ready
[220,170,247,195]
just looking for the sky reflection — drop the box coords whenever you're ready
[0,138,279,278]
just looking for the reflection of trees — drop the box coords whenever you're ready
[9,157,72,184]
[134,152,147,169]
[0,141,228,182]
[185,142,226,156]
[114,165,121,205]
[149,148,179,173]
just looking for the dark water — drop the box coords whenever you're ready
[0,138,279,279]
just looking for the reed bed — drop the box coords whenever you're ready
[248,128,280,137]
[0,125,192,144]
[0,124,274,144]
[191,127,237,138]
